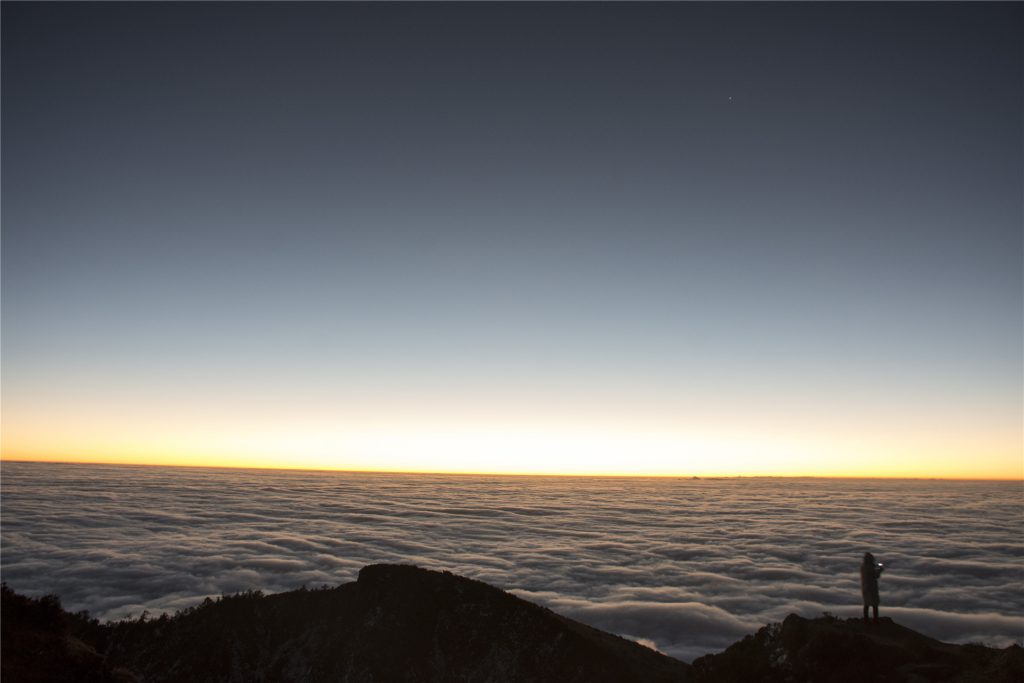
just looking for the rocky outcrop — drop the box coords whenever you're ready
[0,583,134,683]
[4,565,687,682]
[691,613,1023,682]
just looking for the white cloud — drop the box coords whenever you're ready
[2,462,1021,661]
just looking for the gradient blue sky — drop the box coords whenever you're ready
[3,3,1021,476]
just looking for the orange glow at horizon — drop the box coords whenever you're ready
[3,378,1020,480]
[3,415,1021,480]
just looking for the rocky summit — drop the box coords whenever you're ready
[691,612,1024,682]
[3,565,1022,682]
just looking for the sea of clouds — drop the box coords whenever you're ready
[1,462,1021,662]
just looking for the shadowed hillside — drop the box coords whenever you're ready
[4,565,687,683]
[3,566,1021,682]
[692,612,1024,682]
[0,584,133,682]
[104,564,688,682]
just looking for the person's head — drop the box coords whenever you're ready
[863,552,875,565]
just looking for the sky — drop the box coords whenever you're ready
[2,3,1021,478]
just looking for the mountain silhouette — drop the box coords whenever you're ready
[3,565,1021,682]
[692,612,1023,682]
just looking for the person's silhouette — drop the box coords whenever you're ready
[860,552,884,622]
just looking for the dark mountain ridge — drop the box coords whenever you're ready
[692,612,1023,682]
[2,564,1020,682]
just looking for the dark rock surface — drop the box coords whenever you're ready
[4,565,688,682]
[0,583,133,682]
[691,613,1023,682]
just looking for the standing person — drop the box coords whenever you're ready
[860,552,884,622]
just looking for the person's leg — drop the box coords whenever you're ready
[863,605,869,621]
[872,605,878,622]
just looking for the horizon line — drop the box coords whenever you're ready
[2,457,1020,482]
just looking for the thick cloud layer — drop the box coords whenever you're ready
[1,463,1021,661]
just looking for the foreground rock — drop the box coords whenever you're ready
[3,566,1022,682]
[692,613,1023,682]
[0,584,135,682]
[3,565,688,682]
